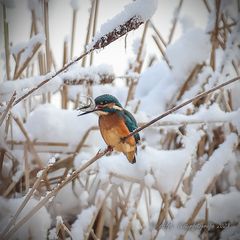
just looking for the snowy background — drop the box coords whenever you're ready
[0,0,240,239]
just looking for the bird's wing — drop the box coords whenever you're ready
[121,109,140,143]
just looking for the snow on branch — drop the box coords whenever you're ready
[11,33,45,79]
[87,0,157,50]
[0,64,114,101]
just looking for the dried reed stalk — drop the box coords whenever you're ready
[124,186,143,239]
[44,0,51,72]
[168,0,184,44]
[84,185,112,240]
[203,197,209,240]
[175,64,204,101]
[113,183,133,239]
[23,143,30,192]
[70,9,77,59]
[150,20,167,47]
[14,42,42,79]
[170,162,190,204]
[82,0,95,67]
[3,180,21,197]
[63,40,69,67]
[31,10,38,34]
[0,91,16,126]
[134,21,149,73]
[90,0,99,65]
[3,147,110,240]
[210,0,221,70]
[13,50,91,106]
[178,175,221,239]
[95,203,106,239]
[125,21,149,105]
[6,140,69,147]
[152,35,172,69]
[3,4,11,80]
[202,0,211,13]
[13,116,44,168]
[1,163,53,237]
[62,85,68,109]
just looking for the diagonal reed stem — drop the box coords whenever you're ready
[13,50,92,106]
[125,76,240,140]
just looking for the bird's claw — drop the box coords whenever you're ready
[107,146,113,152]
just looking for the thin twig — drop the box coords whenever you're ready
[125,76,240,140]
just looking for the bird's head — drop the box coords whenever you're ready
[78,94,123,116]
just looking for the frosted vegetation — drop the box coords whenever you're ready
[0,0,240,239]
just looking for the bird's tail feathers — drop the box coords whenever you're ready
[125,151,136,164]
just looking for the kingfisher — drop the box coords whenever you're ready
[78,94,140,163]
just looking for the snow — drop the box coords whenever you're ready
[136,27,211,116]
[162,134,238,239]
[135,61,171,115]
[0,74,62,102]
[70,0,81,10]
[97,130,200,194]
[144,173,155,188]
[166,28,211,79]
[87,0,157,50]
[24,104,98,145]
[71,206,96,240]
[0,0,16,8]
[11,33,45,67]
[27,0,43,20]
[0,63,114,102]
[63,63,114,84]
[220,225,240,240]
[0,197,51,240]
[11,166,23,182]
[198,191,240,223]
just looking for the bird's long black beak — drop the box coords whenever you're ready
[77,104,101,116]
[78,108,98,116]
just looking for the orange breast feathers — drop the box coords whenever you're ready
[99,113,136,153]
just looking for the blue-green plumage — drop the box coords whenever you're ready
[118,110,140,143]
[79,94,140,163]
[95,94,140,142]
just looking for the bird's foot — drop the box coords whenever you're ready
[107,145,113,152]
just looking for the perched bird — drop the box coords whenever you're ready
[78,94,140,163]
